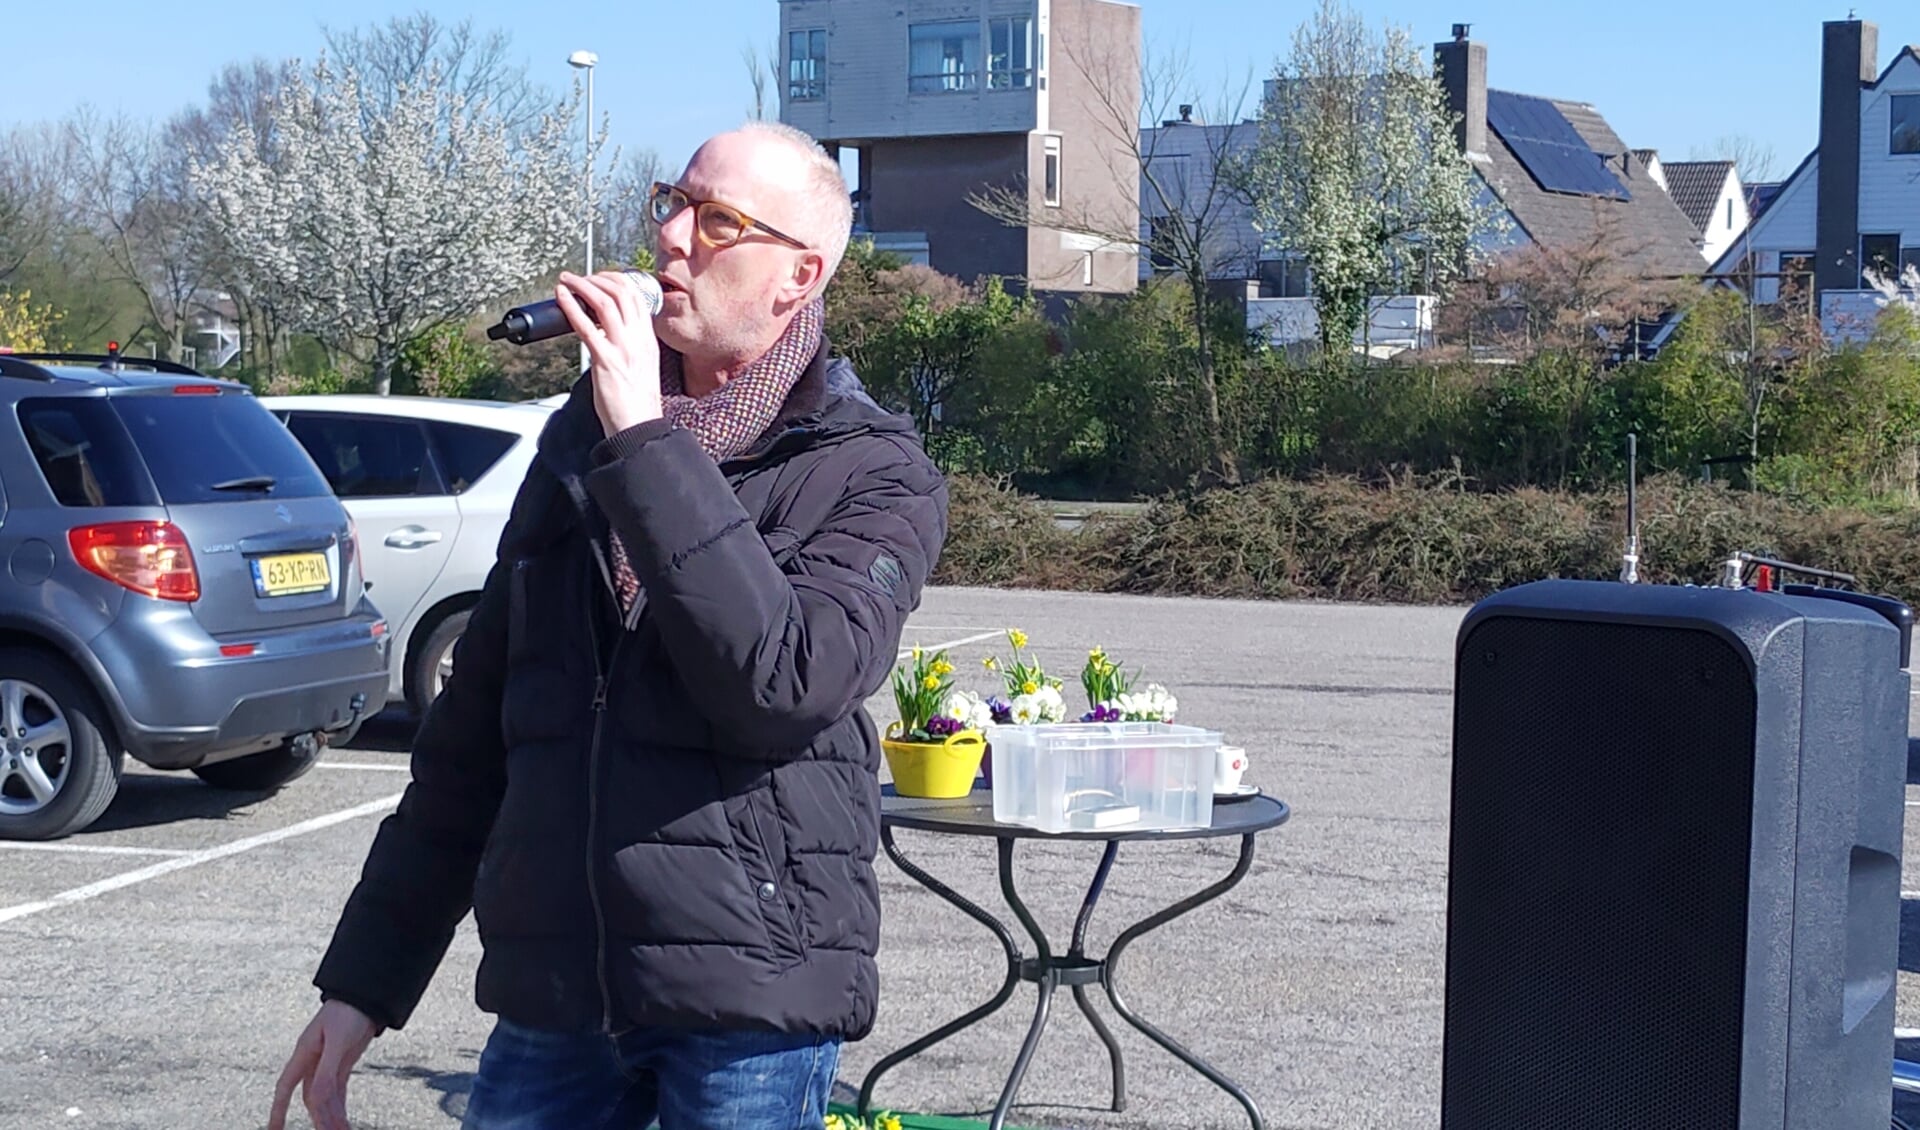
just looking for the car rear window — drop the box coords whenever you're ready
[285,414,443,498]
[428,421,518,494]
[111,392,332,504]
[18,399,159,508]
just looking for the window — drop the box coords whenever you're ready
[1862,233,1901,287]
[788,29,827,101]
[285,414,442,499]
[1147,215,1179,272]
[1043,136,1061,207]
[909,21,979,93]
[1892,94,1920,155]
[988,17,1034,90]
[1902,247,1920,283]
[1726,198,1734,230]
[19,399,154,508]
[1257,257,1311,299]
[1777,251,1814,286]
[427,422,518,495]
[1080,251,1093,286]
[112,394,331,504]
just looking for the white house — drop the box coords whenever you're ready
[1706,19,1920,340]
[1656,160,1751,265]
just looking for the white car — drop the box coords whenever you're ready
[261,394,558,716]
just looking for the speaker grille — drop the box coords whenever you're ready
[1444,616,1757,1129]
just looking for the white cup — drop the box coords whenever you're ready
[1214,745,1248,793]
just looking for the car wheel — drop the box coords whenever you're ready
[0,649,123,841]
[192,734,323,791]
[408,608,471,718]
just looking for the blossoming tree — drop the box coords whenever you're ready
[189,56,587,394]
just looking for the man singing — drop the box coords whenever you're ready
[268,120,949,1130]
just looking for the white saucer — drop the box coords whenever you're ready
[1213,783,1260,802]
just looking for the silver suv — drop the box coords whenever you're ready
[0,351,390,839]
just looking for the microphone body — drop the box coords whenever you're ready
[487,269,664,345]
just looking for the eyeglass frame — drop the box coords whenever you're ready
[646,182,810,251]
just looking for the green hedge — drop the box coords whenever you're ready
[934,473,1920,608]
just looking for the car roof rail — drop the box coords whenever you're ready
[1,348,207,378]
[0,355,61,382]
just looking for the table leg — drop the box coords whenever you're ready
[858,825,1025,1121]
[991,837,1052,1130]
[1102,833,1265,1130]
[1069,843,1126,1113]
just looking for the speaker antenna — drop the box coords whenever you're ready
[1619,432,1640,584]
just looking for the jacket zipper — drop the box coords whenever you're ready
[582,546,628,1035]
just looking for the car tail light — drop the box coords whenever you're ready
[172,385,221,395]
[219,643,258,657]
[342,514,359,568]
[68,521,200,602]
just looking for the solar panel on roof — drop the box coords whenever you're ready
[1486,90,1631,201]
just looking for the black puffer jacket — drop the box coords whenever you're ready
[313,345,947,1039]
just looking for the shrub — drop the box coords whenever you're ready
[934,472,1920,609]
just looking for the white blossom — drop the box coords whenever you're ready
[187,55,590,393]
[1109,683,1178,722]
[1866,263,1920,321]
[941,689,995,732]
[1008,685,1068,725]
[1240,7,1508,354]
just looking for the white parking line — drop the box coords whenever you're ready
[0,842,192,858]
[317,762,412,773]
[898,629,1003,657]
[0,793,403,926]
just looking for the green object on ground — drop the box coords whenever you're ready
[827,1101,1034,1130]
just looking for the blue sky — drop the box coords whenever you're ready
[4,0,1912,187]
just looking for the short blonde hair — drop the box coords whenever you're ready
[738,120,853,288]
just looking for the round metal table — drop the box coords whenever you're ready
[858,786,1291,1130]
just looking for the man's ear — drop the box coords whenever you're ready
[784,250,828,302]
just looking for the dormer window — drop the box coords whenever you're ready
[1893,94,1920,155]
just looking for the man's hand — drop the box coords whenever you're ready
[554,269,665,438]
[268,1000,380,1130]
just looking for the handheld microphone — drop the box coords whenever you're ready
[486,269,664,345]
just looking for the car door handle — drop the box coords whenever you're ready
[384,527,444,549]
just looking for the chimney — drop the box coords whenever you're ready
[1434,24,1488,161]
[1814,18,1877,297]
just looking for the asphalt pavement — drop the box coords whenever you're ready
[0,585,1915,1130]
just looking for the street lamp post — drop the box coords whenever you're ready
[569,49,598,373]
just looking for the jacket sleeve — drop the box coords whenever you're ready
[584,421,948,758]
[310,555,511,1031]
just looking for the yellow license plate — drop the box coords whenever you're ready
[254,552,331,597]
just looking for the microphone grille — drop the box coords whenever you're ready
[623,270,665,316]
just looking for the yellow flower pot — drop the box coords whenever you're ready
[882,724,987,798]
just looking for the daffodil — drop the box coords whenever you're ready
[1009,628,1029,650]
[931,659,953,676]
[982,656,998,670]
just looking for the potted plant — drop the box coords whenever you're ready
[1080,645,1179,722]
[883,646,986,798]
[981,628,1069,725]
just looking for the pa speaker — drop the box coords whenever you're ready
[1442,578,1910,1130]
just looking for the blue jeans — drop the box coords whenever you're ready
[461,1018,841,1130]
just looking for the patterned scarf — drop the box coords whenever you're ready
[608,298,824,612]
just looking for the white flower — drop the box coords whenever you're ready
[1112,683,1177,722]
[940,690,994,731]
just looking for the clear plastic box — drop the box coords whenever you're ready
[989,722,1221,833]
